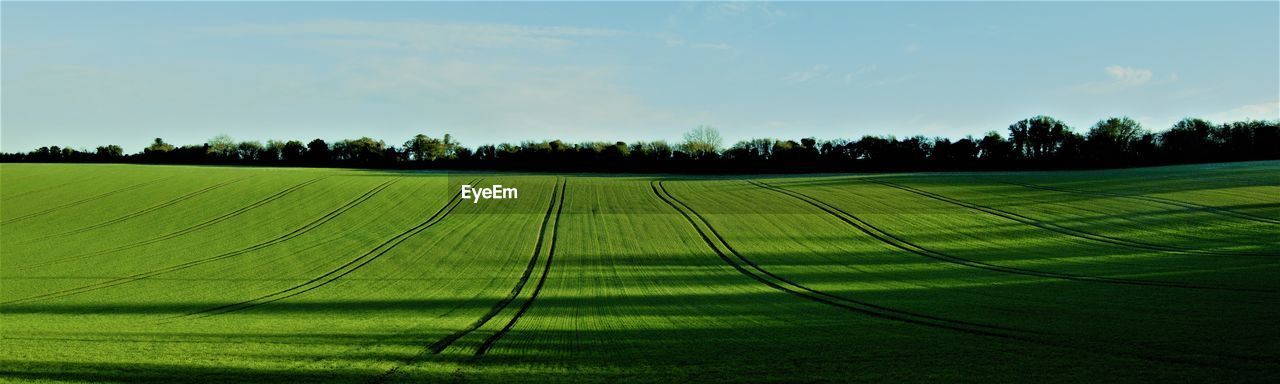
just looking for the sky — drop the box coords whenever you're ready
[2,1,1278,153]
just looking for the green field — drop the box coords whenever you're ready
[1,162,1277,383]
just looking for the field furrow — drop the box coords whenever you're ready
[867,178,1276,257]
[2,178,401,305]
[749,179,1270,293]
[471,178,567,358]
[1,175,176,224]
[26,176,256,242]
[3,163,1277,383]
[1004,181,1280,226]
[374,177,565,383]
[652,180,1026,337]
[183,178,477,318]
[13,177,327,270]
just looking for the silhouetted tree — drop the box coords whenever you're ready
[1009,116,1073,160]
[145,138,174,154]
[1160,118,1215,162]
[977,131,1011,162]
[932,137,978,165]
[1085,117,1148,164]
[333,137,386,166]
[237,141,266,162]
[680,125,723,160]
[5,117,1277,171]
[1251,121,1280,159]
[263,140,286,162]
[207,134,238,160]
[281,140,306,162]
[404,134,433,162]
[95,145,124,161]
[306,139,330,163]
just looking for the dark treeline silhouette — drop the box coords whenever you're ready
[3,116,1277,173]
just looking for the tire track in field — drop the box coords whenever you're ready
[1005,181,1280,226]
[3,176,109,201]
[1,176,176,225]
[2,179,400,305]
[24,176,255,242]
[472,178,566,357]
[653,180,1272,369]
[749,180,1272,294]
[4,181,75,200]
[374,177,565,383]
[867,179,1277,258]
[15,177,326,271]
[182,178,481,318]
[651,180,1026,337]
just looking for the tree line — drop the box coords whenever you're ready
[3,116,1277,172]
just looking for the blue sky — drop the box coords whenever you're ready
[3,1,1278,152]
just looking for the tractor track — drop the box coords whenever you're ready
[26,176,255,242]
[2,179,400,305]
[181,178,480,318]
[749,180,1272,294]
[4,181,78,201]
[15,177,326,271]
[3,175,114,201]
[375,177,565,383]
[1004,181,1280,226]
[867,179,1276,258]
[652,180,1025,336]
[1,176,176,225]
[471,178,566,357]
[652,179,1267,369]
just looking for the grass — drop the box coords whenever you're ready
[1,162,1277,383]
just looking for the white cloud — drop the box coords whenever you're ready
[1073,65,1159,93]
[842,64,878,84]
[215,19,734,58]
[786,64,897,87]
[189,19,724,143]
[1207,101,1280,122]
[1104,65,1153,84]
[337,58,695,142]
[691,42,732,50]
[783,64,828,84]
[664,38,732,51]
[869,74,918,87]
[1170,88,1211,99]
[903,42,920,54]
[667,1,787,27]
[709,1,787,20]
[207,20,625,52]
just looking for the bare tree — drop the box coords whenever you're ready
[680,125,723,159]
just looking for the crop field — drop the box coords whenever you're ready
[1,162,1277,383]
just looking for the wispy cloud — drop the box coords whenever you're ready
[783,64,829,84]
[708,1,788,20]
[664,38,732,51]
[197,19,706,142]
[1207,100,1280,122]
[842,64,878,84]
[337,57,694,140]
[785,64,901,87]
[1104,65,1153,84]
[903,42,920,54]
[207,20,625,52]
[1073,65,1161,93]
[869,74,918,87]
[214,19,735,57]
[667,1,788,27]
